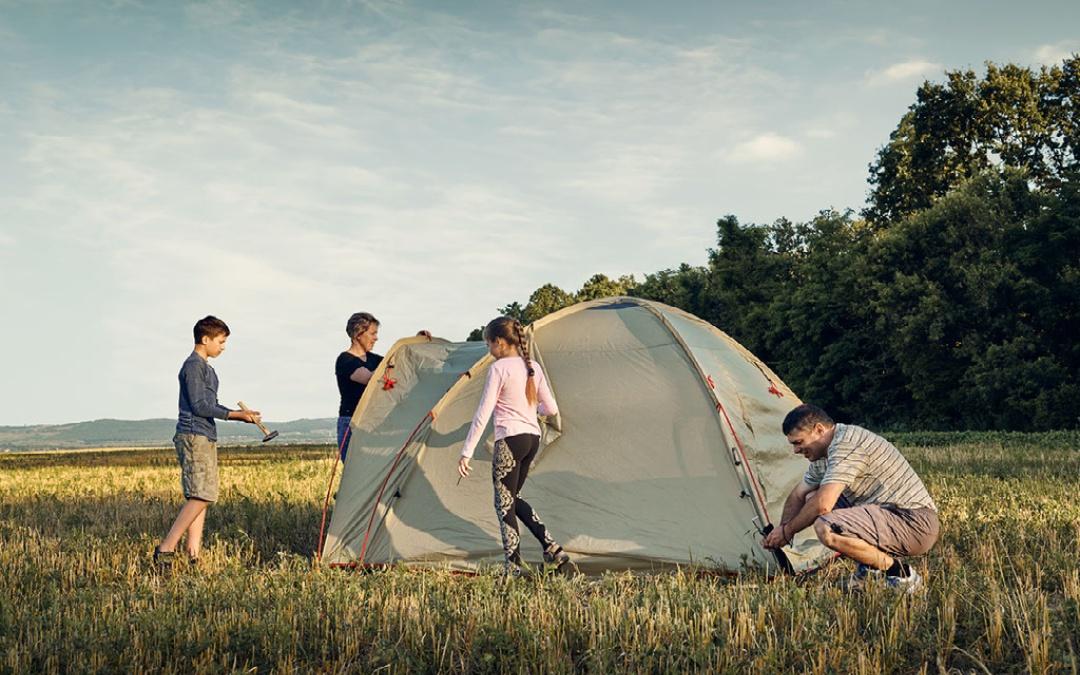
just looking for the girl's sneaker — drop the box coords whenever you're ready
[543,544,571,570]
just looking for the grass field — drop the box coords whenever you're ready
[1,433,1078,673]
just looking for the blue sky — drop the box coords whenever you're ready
[1,0,1076,425]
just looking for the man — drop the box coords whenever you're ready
[763,404,939,591]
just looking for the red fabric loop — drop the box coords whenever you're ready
[768,384,783,397]
[706,375,716,389]
[381,363,397,390]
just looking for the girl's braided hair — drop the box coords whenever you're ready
[483,316,537,405]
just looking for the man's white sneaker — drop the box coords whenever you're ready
[843,563,882,591]
[886,567,923,593]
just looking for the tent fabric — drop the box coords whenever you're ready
[321,297,832,574]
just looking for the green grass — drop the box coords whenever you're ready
[1,435,1078,673]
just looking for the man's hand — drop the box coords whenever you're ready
[457,456,471,479]
[763,523,790,550]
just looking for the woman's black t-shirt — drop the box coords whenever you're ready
[335,351,383,417]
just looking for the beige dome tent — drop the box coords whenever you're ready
[320,297,831,574]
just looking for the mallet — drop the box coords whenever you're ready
[237,400,278,442]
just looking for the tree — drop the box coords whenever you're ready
[576,274,637,301]
[632,264,709,317]
[866,55,1080,225]
[523,284,576,323]
[867,169,1079,429]
[699,215,798,357]
[498,302,527,323]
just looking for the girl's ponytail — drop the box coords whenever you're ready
[513,320,538,405]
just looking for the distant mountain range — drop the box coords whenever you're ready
[0,418,337,451]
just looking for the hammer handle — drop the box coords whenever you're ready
[236,401,270,436]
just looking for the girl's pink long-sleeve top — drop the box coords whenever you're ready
[460,358,559,459]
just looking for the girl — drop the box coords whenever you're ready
[458,316,570,574]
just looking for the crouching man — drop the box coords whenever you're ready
[763,404,939,591]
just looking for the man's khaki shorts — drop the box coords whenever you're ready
[817,503,939,557]
[173,433,219,503]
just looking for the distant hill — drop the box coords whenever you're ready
[0,418,337,451]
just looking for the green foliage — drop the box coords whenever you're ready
[575,273,636,301]
[501,169,1078,430]
[632,263,709,316]
[522,284,576,323]
[866,56,1080,224]
[867,170,1080,429]
[467,275,640,340]
[493,56,1080,431]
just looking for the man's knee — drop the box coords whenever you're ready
[813,517,837,549]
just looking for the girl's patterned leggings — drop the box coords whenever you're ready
[492,433,556,568]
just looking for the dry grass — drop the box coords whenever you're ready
[1,434,1078,673]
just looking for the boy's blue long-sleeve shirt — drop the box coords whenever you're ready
[176,351,232,441]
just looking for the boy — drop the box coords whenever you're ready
[154,316,260,565]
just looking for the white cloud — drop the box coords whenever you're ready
[0,2,845,423]
[729,133,803,164]
[1033,41,1080,65]
[866,60,942,86]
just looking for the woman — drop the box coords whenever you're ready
[458,316,571,574]
[335,313,431,460]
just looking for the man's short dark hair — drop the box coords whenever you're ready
[194,316,230,344]
[782,404,834,435]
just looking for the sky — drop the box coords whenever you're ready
[1,0,1077,425]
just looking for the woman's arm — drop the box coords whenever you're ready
[349,367,374,385]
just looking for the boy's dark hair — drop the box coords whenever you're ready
[193,316,231,344]
[782,404,834,435]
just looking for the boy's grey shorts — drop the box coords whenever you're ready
[817,503,939,557]
[173,433,219,503]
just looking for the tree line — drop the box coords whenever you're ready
[470,57,1080,431]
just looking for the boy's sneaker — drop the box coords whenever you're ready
[152,546,176,570]
[886,567,923,594]
[543,544,571,570]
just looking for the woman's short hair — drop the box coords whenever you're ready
[346,312,379,340]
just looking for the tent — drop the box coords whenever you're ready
[320,297,832,574]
